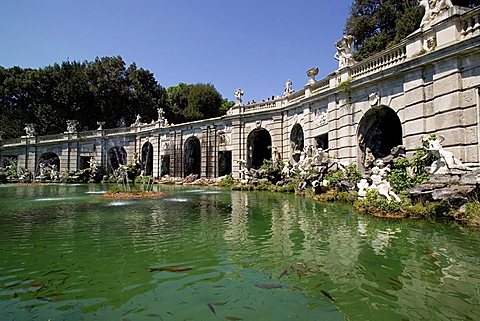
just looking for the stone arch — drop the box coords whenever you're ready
[107,146,127,173]
[290,123,304,163]
[37,152,60,174]
[247,128,272,169]
[184,137,201,178]
[141,141,154,176]
[357,106,402,170]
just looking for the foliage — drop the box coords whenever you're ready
[344,0,480,61]
[354,189,402,215]
[126,164,141,181]
[218,174,235,187]
[325,164,362,186]
[166,82,228,124]
[387,149,432,193]
[314,190,357,203]
[337,78,354,94]
[460,201,480,226]
[3,159,18,178]
[0,58,233,138]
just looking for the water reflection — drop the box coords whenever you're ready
[0,185,478,321]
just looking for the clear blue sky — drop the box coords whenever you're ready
[1,0,351,102]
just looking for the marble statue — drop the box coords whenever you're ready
[88,156,98,171]
[66,120,79,133]
[96,121,105,130]
[334,35,356,69]
[24,124,36,137]
[234,88,244,106]
[281,163,291,177]
[357,179,370,198]
[237,159,251,182]
[284,80,294,96]
[419,0,454,27]
[368,160,401,202]
[132,114,142,126]
[422,134,463,174]
[157,108,168,126]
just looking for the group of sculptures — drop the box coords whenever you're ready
[236,129,469,204]
[131,108,169,127]
[37,162,60,181]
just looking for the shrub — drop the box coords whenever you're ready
[460,201,480,226]
[388,149,431,193]
[218,174,235,187]
[325,164,362,186]
[126,164,141,181]
[354,189,403,216]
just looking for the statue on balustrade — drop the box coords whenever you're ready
[334,35,356,69]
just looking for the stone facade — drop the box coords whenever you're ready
[1,6,480,178]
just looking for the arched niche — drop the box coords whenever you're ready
[184,137,201,178]
[141,141,154,176]
[37,152,60,174]
[108,146,127,172]
[247,128,272,169]
[290,123,304,163]
[357,106,403,169]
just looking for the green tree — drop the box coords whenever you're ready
[166,83,230,124]
[124,63,168,125]
[0,57,231,138]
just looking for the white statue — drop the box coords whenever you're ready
[24,124,36,137]
[284,80,294,96]
[66,120,79,133]
[234,88,244,106]
[157,107,168,126]
[334,35,356,68]
[368,160,401,202]
[281,163,291,177]
[132,114,142,126]
[88,156,98,171]
[357,179,370,198]
[96,121,105,130]
[419,0,454,27]
[237,159,250,182]
[422,134,463,174]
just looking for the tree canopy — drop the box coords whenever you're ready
[0,57,232,138]
[344,0,480,61]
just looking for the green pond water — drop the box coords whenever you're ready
[0,184,479,321]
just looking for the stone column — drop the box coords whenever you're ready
[231,119,243,179]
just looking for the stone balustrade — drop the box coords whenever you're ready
[1,138,22,146]
[37,133,64,142]
[311,78,330,94]
[461,7,480,38]
[104,127,133,135]
[78,130,100,138]
[350,42,407,79]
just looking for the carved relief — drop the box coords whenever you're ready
[369,93,380,107]
[315,108,328,126]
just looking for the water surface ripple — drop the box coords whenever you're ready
[0,184,479,321]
